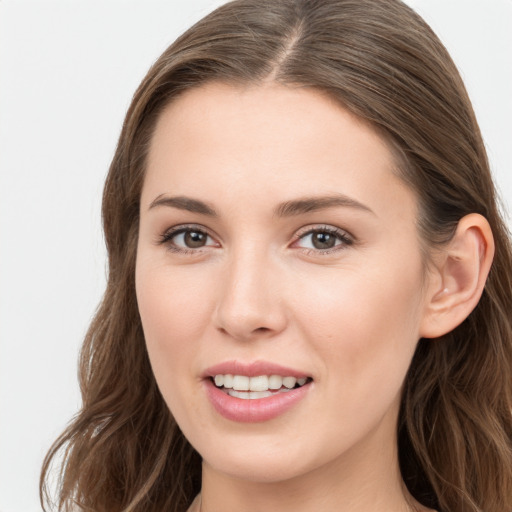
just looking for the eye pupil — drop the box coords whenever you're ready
[184,230,206,248]
[313,232,336,249]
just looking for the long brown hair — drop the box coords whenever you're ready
[40,1,512,511]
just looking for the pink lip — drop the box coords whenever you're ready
[202,360,310,379]
[202,360,312,423]
[204,380,311,422]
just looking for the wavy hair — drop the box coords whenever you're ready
[41,1,512,511]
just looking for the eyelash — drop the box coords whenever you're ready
[158,224,217,255]
[158,224,354,256]
[292,225,354,255]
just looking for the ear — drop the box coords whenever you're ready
[420,213,495,339]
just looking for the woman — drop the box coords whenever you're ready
[40,0,512,511]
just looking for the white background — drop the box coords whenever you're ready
[0,1,511,511]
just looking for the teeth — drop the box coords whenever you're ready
[228,390,273,399]
[249,375,269,391]
[268,375,283,389]
[232,375,250,391]
[213,374,310,392]
[282,376,297,389]
[223,374,234,389]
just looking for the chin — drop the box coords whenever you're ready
[205,452,311,484]
[194,429,332,485]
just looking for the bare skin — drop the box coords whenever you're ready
[136,82,492,512]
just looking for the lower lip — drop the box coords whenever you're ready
[204,379,311,423]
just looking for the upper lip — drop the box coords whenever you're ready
[202,360,311,379]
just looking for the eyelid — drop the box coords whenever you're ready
[158,224,220,253]
[291,224,355,253]
[156,223,354,256]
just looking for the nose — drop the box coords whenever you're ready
[213,247,288,342]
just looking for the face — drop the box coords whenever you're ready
[136,82,431,484]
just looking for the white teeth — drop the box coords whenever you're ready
[282,376,297,389]
[228,390,273,399]
[213,374,310,392]
[232,375,250,391]
[223,374,234,389]
[268,375,283,389]
[249,375,269,391]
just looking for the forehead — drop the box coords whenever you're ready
[142,82,417,222]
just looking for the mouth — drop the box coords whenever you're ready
[203,361,313,421]
[211,374,313,400]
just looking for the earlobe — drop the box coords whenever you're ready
[420,213,495,339]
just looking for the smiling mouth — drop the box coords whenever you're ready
[211,374,313,400]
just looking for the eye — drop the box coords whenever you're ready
[293,226,353,253]
[174,229,210,248]
[159,225,218,253]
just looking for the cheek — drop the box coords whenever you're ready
[286,266,424,453]
[292,262,424,386]
[135,262,214,412]
[136,262,212,347]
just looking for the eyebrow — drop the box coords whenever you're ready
[149,195,218,216]
[148,193,375,217]
[275,194,375,217]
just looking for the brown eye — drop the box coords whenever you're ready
[160,226,217,252]
[184,230,207,248]
[295,227,353,253]
[311,231,337,249]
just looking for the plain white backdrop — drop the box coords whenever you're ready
[0,1,510,511]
